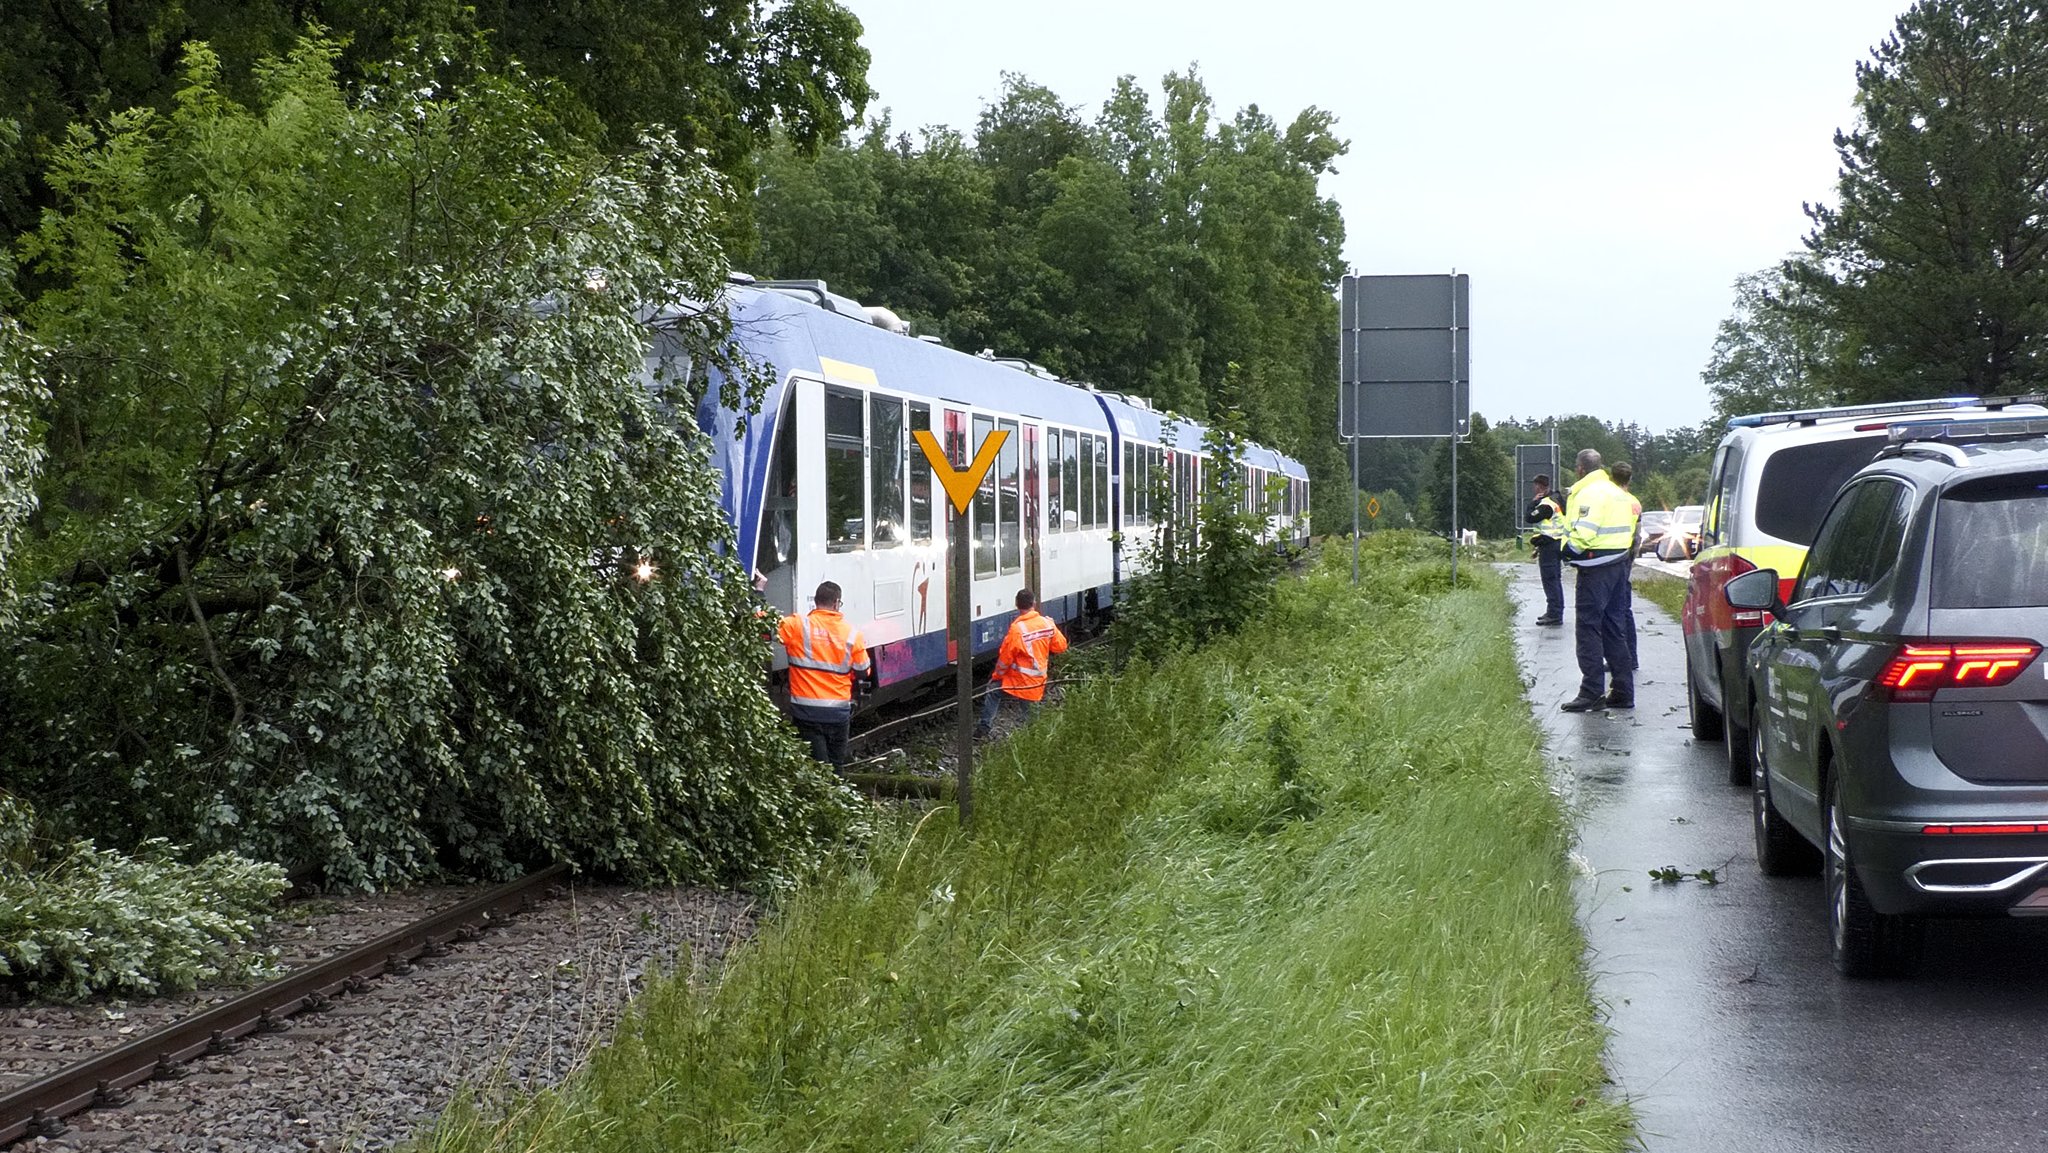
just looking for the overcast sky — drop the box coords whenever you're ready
[841,0,1910,433]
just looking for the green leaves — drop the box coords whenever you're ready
[0,38,862,888]
[0,795,288,1002]
[751,70,1349,506]
[1788,0,2048,400]
[1117,410,1283,663]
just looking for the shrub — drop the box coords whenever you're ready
[1115,409,1283,661]
[0,794,288,1001]
[0,40,863,887]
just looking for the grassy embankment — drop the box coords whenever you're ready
[1633,570,1688,620]
[422,534,1632,1152]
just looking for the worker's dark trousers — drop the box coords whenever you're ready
[1534,537,1565,618]
[790,703,852,768]
[978,688,1039,732]
[1622,558,1639,670]
[1573,559,1635,701]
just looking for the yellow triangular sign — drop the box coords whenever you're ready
[913,428,1008,515]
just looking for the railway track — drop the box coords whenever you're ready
[846,635,1109,764]
[0,863,570,1146]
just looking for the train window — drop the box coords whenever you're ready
[998,418,1021,573]
[1143,446,1158,524]
[909,403,933,542]
[973,414,997,576]
[870,395,906,548]
[1093,435,1109,526]
[825,386,865,551]
[1046,427,1065,533]
[1061,431,1080,532]
[1121,442,1134,523]
[1077,436,1093,529]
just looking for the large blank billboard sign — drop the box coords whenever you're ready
[1340,273,1470,439]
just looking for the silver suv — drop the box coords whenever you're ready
[1730,415,2048,976]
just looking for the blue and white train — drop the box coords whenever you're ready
[691,277,1311,704]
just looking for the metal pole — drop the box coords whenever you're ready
[1449,270,1460,588]
[1350,433,1360,585]
[950,502,974,829]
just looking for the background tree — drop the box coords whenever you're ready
[1786,0,2048,401]
[1703,267,1848,421]
[753,69,1351,535]
[0,40,860,886]
[0,0,873,247]
[1417,414,1514,538]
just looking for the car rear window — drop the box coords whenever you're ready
[1933,476,2048,608]
[1755,435,1888,545]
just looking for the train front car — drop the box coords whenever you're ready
[694,280,1119,706]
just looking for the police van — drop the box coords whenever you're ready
[1681,397,2048,787]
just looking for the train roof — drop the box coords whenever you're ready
[715,284,1113,428]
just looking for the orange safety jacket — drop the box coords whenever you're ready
[778,608,870,712]
[991,609,1069,702]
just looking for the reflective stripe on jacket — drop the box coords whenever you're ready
[1530,493,1567,540]
[992,609,1069,702]
[778,608,870,711]
[1564,470,1636,566]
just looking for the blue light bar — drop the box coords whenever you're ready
[1725,396,1982,429]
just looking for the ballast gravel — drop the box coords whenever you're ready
[12,883,755,1152]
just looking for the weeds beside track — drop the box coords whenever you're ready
[421,534,1633,1152]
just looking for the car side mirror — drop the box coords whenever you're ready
[1724,568,1784,616]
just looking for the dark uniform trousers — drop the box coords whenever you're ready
[790,701,851,768]
[1573,556,1635,702]
[1534,537,1565,619]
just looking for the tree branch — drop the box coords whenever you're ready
[175,541,243,734]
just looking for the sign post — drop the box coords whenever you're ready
[913,428,1007,830]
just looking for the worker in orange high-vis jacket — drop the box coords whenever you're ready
[777,580,870,768]
[974,588,1069,739]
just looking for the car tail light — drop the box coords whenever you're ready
[1922,823,2048,835]
[1875,640,2043,701]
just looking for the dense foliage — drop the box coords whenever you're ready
[0,792,288,1001]
[0,0,873,246]
[0,318,43,628]
[1709,0,2048,412]
[0,41,862,887]
[752,72,1352,531]
[1116,412,1283,662]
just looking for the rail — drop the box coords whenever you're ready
[0,862,570,1145]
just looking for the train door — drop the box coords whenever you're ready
[942,406,968,657]
[1023,422,1043,600]
[753,384,799,614]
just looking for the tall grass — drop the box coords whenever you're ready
[420,533,1631,1152]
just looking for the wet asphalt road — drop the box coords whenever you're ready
[1505,563,2048,1153]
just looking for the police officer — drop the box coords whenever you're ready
[1526,473,1567,626]
[1609,461,1643,671]
[777,581,870,767]
[974,588,1069,739]
[1560,449,1637,711]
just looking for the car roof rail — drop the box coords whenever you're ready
[1723,396,1982,429]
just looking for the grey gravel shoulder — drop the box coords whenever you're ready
[19,884,755,1152]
